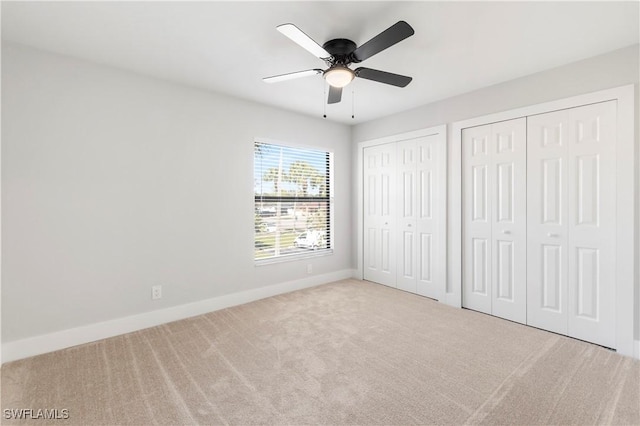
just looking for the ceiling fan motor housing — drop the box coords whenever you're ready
[322,38,359,64]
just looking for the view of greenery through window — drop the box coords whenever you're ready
[254,141,332,260]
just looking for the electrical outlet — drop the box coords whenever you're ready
[152,285,162,300]
[307,264,313,274]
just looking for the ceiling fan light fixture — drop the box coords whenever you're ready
[324,66,355,88]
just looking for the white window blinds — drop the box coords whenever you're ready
[254,141,333,261]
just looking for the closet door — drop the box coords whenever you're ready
[463,119,526,323]
[396,140,418,293]
[363,131,445,297]
[527,101,616,348]
[491,119,527,324]
[363,144,397,287]
[416,135,441,300]
[527,110,569,335]
[462,124,493,314]
[567,102,616,348]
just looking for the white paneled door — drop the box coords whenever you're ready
[462,124,493,314]
[394,135,443,298]
[415,136,442,300]
[397,140,417,293]
[491,120,527,323]
[526,109,568,334]
[363,143,396,287]
[527,101,616,348]
[462,118,527,324]
[363,133,444,299]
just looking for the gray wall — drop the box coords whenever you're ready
[3,41,639,349]
[352,45,639,142]
[352,44,640,341]
[1,43,353,342]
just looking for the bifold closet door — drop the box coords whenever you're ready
[527,101,616,348]
[462,118,527,324]
[364,134,443,297]
[463,124,493,314]
[396,140,418,293]
[363,143,397,287]
[395,135,441,297]
[415,135,441,300]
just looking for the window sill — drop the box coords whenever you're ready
[255,249,333,266]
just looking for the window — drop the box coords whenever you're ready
[254,140,333,262]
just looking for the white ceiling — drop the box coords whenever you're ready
[2,1,638,124]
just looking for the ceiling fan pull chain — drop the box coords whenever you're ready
[323,82,327,119]
[352,86,355,119]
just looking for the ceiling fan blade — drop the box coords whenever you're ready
[263,69,323,83]
[277,23,331,59]
[355,67,412,87]
[353,21,414,62]
[327,85,342,104]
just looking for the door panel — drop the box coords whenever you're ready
[416,134,442,299]
[463,124,493,314]
[496,163,513,222]
[472,165,488,221]
[541,244,562,312]
[463,119,526,322]
[528,100,616,347]
[575,247,598,319]
[420,233,432,282]
[496,240,514,300]
[527,109,569,335]
[367,228,377,269]
[420,170,432,219]
[566,101,616,348]
[363,144,396,287]
[397,140,417,293]
[472,238,489,295]
[542,158,562,224]
[491,119,527,323]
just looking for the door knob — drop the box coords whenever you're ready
[408,224,412,227]
[384,222,388,226]
[547,233,559,238]
[502,230,511,234]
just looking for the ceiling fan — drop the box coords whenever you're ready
[263,21,415,104]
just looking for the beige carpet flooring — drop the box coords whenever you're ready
[2,279,639,425]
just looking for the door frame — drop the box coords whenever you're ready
[357,125,447,301]
[450,84,636,357]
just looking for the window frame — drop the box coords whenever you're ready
[254,138,334,265]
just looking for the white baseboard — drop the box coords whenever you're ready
[2,269,356,364]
